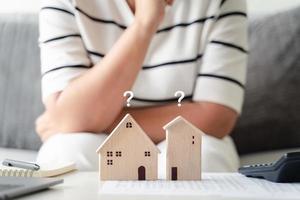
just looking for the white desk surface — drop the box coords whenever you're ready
[20,172,300,200]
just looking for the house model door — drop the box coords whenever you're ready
[138,166,146,180]
[171,167,178,180]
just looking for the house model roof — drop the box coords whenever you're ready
[163,116,204,136]
[96,114,160,154]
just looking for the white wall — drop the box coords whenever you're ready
[0,0,300,14]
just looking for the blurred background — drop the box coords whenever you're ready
[0,0,300,14]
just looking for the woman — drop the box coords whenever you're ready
[36,0,248,173]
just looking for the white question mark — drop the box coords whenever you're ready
[123,91,134,107]
[174,91,185,107]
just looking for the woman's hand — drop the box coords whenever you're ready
[133,0,174,31]
[35,111,57,142]
[35,92,60,142]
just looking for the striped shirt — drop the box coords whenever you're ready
[39,0,248,113]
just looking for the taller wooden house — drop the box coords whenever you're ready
[164,116,203,180]
[96,114,160,181]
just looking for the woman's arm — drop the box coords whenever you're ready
[106,102,238,144]
[36,0,170,141]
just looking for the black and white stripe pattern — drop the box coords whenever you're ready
[210,40,248,54]
[42,33,81,43]
[197,74,244,89]
[40,0,248,113]
[41,6,75,16]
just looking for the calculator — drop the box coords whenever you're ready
[238,151,300,183]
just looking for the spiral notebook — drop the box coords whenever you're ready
[0,162,76,177]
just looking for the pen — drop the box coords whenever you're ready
[2,159,40,171]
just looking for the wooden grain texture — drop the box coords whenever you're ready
[96,114,160,181]
[164,116,203,180]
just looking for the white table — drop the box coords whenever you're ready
[20,172,300,200]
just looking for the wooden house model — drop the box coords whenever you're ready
[164,116,203,180]
[96,114,160,181]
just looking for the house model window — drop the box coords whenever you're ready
[126,122,132,128]
[145,151,151,157]
[116,151,122,157]
[107,160,113,165]
[107,151,113,157]
[192,136,195,144]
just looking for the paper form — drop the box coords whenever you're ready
[98,173,300,200]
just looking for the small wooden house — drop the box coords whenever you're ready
[96,114,160,181]
[164,116,203,180]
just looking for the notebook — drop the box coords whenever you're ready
[0,162,76,177]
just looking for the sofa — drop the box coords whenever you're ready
[0,7,300,167]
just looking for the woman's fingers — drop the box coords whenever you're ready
[35,112,58,142]
[35,115,47,134]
